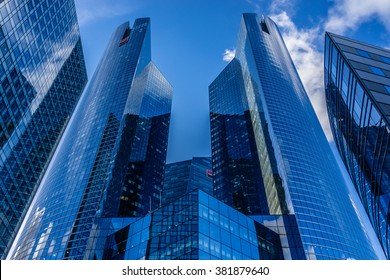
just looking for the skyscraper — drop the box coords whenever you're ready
[0,0,87,259]
[325,32,390,258]
[210,13,379,259]
[163,157,213,204]
[210,58,285,216]
[10,18,173,260]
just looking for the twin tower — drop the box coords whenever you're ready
[3,14,387,259]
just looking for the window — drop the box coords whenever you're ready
[385,85,390,94]
[369,66,385,76]
[260,21,270,34]
[380,56,390,64]
[356,49,370,58]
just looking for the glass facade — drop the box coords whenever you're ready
[0,0,87,259]
[10,18,172,260]
[209,59,276,215]
[210,13,379,259]
[87,153,305,260]
[85,189,304,260]
[325,32,390,258]
[163,157,213,204]
[98,61,173,219]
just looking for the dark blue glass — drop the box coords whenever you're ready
[0,0,87,259]
[209,59,273,215]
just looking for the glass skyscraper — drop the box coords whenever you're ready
[325,32,390,258]
[0,0,87,259]
[210,13,379,259]
[10,18,173,260]
[210,58,284,216]
[163,157,213,204]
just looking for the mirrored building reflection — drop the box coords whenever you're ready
[209,13,379,259]
[325,32,390,259]
[0,0,87,259]
[10,18,173,260]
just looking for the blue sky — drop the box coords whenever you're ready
[73,0,390,258]
[74,0,390,163]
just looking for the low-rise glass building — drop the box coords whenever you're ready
[86,189,305,260]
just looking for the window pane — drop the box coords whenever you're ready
[369,66,385,76]
[356,49,370,58]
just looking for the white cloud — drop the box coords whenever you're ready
[74,0,136,26]
[270,12,334,140]
[221,8,332,139]
[325,0,390,34]
[269,0,296,14]
[242,0,390,142]
[223,48,236,62]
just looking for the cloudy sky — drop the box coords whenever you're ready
[74,0,390,161]
[73,0,390,258]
